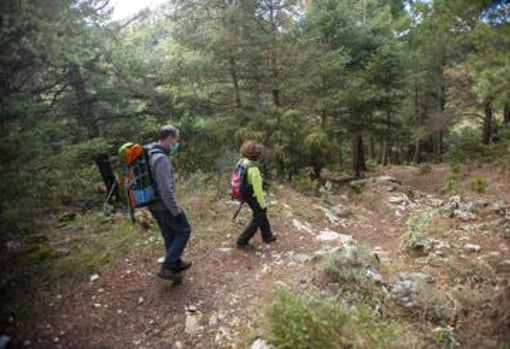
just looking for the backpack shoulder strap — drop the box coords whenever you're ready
[145,144,167,157]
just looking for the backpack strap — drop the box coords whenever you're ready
[146,144,167,157]
[144,144,167,200]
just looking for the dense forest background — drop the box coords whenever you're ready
[1,0,509,238]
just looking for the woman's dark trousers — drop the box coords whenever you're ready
[237,195,273,245]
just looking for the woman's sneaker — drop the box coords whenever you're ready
[264,235,277,244]
[236,243,255,251]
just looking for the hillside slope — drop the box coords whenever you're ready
[3,164,510,348]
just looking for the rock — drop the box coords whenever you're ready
[292,219,315,234]
[349,179,366,193]
[208,314,219,326]
[90,274,100,282]
[316,230,354,244]
[185,311,203,335]
[366,267,385,285]
[499,260,510,271]
[315,206,343,224]
[389,193,413,205]
[251,338,274,349]
[187,305,197,312]
[138,297,144,305]
[291,254,314,264]
[390,272,430,309]
[464,244,481,253]
[328,244,375,271]
[374,175,402,185]
[439,196,477,221]
[331,204,352,218]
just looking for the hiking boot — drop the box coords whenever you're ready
[170,260,192,273]
[263,235,277,244]
[236,243,255,251]
[157,266,177,280]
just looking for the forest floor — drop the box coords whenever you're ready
[1,163,510,348]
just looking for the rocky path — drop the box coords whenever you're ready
[12,166,510,348]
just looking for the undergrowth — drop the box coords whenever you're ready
[400,209,437,254]
[267,288,412,349]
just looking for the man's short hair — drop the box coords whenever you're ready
[160,125,179,140]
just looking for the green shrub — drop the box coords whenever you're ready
[401,210,436,253]
[445,122,484,161]
[365,157,378,168]
[323,244,374,284]
[440,166,460,196]
[418,163,432,174]
[293,168,318,194]
[267,289,405,349]
[470,176,487,193]
[318,180,333,204]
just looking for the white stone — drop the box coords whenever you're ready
[90,274,100,282]
[291,254,313,264]
[316,230,353,244]
[499,260,510,271]
[464,244,481,253]
[185,311,203,335]
[209,314,219,326]
[292,219,315,234]
[251,338,274,349]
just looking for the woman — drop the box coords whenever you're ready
[236,140,277,249]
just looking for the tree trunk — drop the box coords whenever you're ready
[352,135,366,177]
[368,136,375,160]
[437,130,443,162]
[412,140,421,163]
[268,0,280,107]
[229,56,242,108]
[381,111,391,166]
[504,103,510,124]
[68,63,99,139]
[413,79,422,164]
[381,141,388,166]
[95,153,118,202]
[482,99,492,145]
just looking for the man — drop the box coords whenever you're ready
[148,125,192,279]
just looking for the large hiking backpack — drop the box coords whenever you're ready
[230,159,251,202]
[118,142,165,219]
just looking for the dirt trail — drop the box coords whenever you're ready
[10,165,510,348]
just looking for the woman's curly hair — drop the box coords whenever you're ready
[240,140,264,160]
